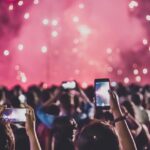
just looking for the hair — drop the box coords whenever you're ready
[52,117,76,150]
[52,117,76,139]
[0,124,13,150]
[59,92,72,111]
[131,93,142,106]
[75,120,120,150]
[122,100,135,117]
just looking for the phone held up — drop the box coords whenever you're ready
[61,81,76,90]
[94,78,111,109]
[2,108,27,123]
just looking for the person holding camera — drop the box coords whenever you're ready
[0,104,41,150]
[75,90,137,150]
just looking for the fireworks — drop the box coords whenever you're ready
[0,0,150,87]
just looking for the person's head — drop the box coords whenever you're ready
[52,117,76,139]
[131,92,143,106]
[122,100,135,117]
[41,89,51,103]
[11,85,23,97]
[52,117,76,150]
[75,120,120,150]
[59,92,72,113]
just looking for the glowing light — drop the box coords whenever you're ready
[19,94,26,103]
[51,31,58,38]
[135,76,141,82]
[78,25,91,37]
[41,46,48,53]
[18,44,24,51]
[51,19,58,26]
[106,48,112,54]
[24,12,30,20]
[42,18,49,25]
[133,69,139,75]
[124,77,129,84]
[117,69,123,75]
[146,15,150,21]
[8,4,14,11]
[33,0,39,5]
[128,1,138,9]
[142,38,148,45]
[73,16,79,23]
[81,82,88,88]
[18,71,27,83]
[79,3,85,9]
[3,50,10,56]
[21,75,27,83]
[18,1,24,6]
[111,81,117,87]
[96,83,110,101]
[143,68,148,74]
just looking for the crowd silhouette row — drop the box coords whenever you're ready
[0,81,150,150]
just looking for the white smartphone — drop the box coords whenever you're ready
[2,108,27,122]
[62,81,76,90]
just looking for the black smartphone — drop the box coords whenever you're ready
[62,81,76,90]
[2,108,27,122]
[94,78,110,109]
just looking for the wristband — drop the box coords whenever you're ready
[113,115,126,126]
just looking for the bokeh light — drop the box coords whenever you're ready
[18,44,24,51]
[51,31,58,38]
[42,18,49,25]
[41,46,48,53]
[51,19,58,26]
[3,50,10,56]
[146,15,150,21]
[128,1,138,9]
[33,0,39,5]
[8,4,14,11]
[18,1,24,6]
[124,77,130,84]
[24,12,30,20]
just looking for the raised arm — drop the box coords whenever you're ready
[25,104,41,150]
[76,82,92,105]
[41,87,61,108]
[109,90,137,150]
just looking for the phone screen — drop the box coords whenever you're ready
[62,81,76,90]
[95,79,110,108]
[2,108,26,122]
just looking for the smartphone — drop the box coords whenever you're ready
[94,78,110,109]
[2,108,26,122]
[62,81,76,90]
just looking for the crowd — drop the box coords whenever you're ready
[0,81,150,150]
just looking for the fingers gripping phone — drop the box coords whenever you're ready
[2,108,27,122]
[94,79,111,109]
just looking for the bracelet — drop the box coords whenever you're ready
[113,115,126,126]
